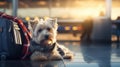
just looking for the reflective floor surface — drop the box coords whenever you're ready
[0,41,120,67]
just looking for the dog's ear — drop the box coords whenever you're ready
[46,18,58,28]
[53,18,58,28]
[53,18,57,23]
[38,18,45,24]
[33,17,40,23]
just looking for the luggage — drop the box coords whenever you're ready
[0,18,23,60]
[0,12,32,60]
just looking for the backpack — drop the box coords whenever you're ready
[0,12,31,60]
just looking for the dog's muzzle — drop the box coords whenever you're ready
[40,39,53,46]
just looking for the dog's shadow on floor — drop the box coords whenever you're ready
[21,60,66,67]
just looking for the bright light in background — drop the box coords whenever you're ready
[111,9,120,20]
[69,0,119,20]
[65,26,70,31]
[9,0,120,20]
[67,7,105,20]
[37,1,47,6]
[111,0,120,20]
[80,8,99,17]
[25,16,30,21]
[61,1,106,20]
[72,26,78,31]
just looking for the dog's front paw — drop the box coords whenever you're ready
[57,45,74,59]
[49,55,61,60]
[48,51,62,60]
[30,51,47,61]
[63,52,74,59]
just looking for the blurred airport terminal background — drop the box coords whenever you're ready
[1,1,120,67]
[0,0,120,20]
[0,0,120,41]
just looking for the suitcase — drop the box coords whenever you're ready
[0,18,23,60]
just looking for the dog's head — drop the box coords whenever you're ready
[32,18,58,47]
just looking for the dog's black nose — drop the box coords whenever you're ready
[45,35,49,39]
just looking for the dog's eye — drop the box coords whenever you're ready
[46,27,51,31]
[38,29,42,32]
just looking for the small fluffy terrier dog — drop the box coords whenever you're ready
[30,18,73,61]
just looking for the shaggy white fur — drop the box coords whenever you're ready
[30,18,73,61]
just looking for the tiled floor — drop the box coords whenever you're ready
[64,41,120,67]
[0,41,120,67]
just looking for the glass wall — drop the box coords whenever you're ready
[0,0,120,20]
[111,0,120,20]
